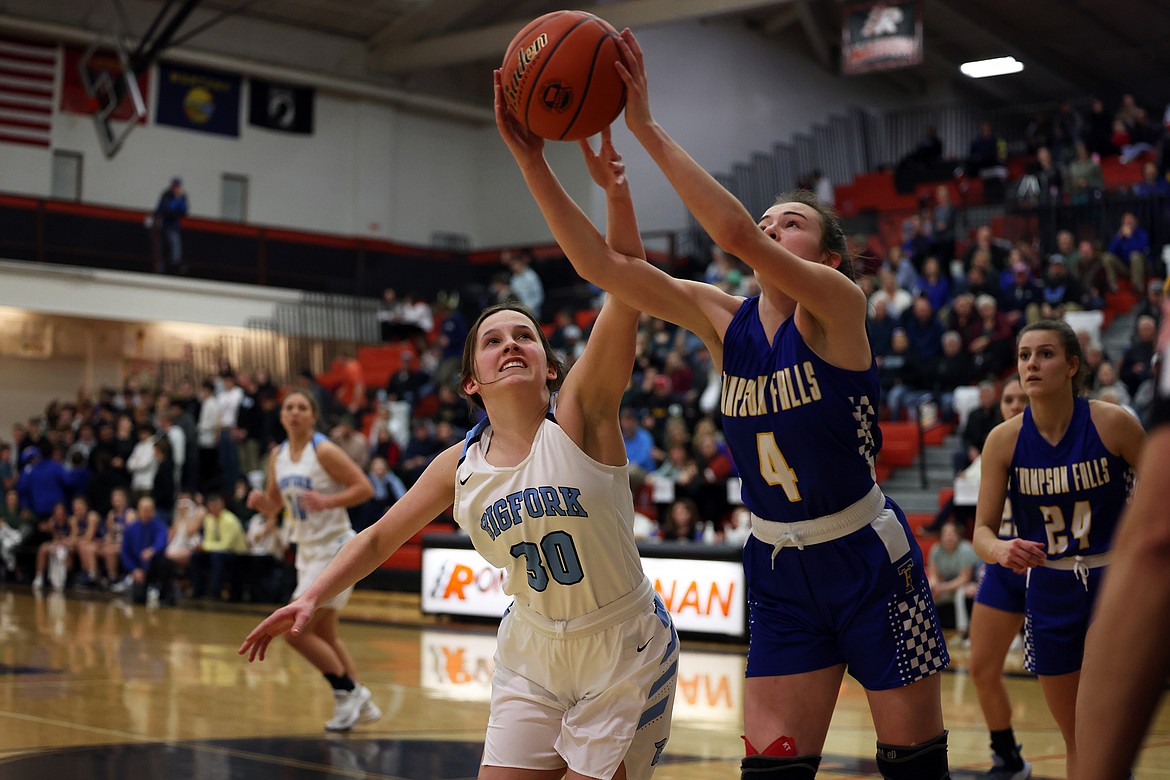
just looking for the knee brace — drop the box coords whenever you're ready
[875,730,950,780]
[741,754,822,778]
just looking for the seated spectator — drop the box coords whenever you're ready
[1120,315,1157,395]
[398,418,444,487]
[879,329,928,421]
[928,521,981,639]
[1103,211,1151,291]
[31,501,73,591]
[933,331,976,422]
[720,506,752,548]
[870,268,913,320]
[894,125,945,194]
[243,512,290,603]
[70,496,105,588]
[1017,146,1063,206]
[117,496,171,605]
[930,185,956,263]
[690,432,734,527]
[1000,261,1042,327]
[941,292,979,350]
[188,492,248,601]
[329,416,370,472]
[884,244,919,291]
[1133,278,1165,331]
[901,210,933,269]
[1,488,31,580]
[660,497,703,543]
[867,298,898,358]
[384,351,431,406]
[619,406,658,493]
[966,121,1007,179]
[1040,255,1088,319]
[163,495,202,594]
[954,380,1001,474]
[962,225,1010,273]
[1081,342,1108,394]
[1133,160,1170,196]
[969,294,1015,378]
[1093,361,1132,408]
[358,455,407,532]
[912,256,951,315]
[902,296,945,363]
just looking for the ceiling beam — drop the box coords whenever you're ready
[368,0,796,74]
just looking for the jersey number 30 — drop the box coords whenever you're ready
[1040,500,1092,555]
[757,432,802,502]
[510,531,584,592]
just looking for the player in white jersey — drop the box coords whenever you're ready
[241,136,678,780]
[245,390,377,732]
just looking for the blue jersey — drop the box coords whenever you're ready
[1009,398,1131,560]
[720,298,882,522]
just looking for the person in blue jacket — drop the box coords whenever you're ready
[119,496,171,605]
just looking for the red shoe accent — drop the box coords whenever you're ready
[742,735,797,757]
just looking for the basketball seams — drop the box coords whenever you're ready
[502,10,568,75]
[520,14,594,139]
[555,23,620,141]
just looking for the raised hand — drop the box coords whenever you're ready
[578,126,627,194]
[493,69,545,166]
[613,29,652,132]
[239,600,315,662]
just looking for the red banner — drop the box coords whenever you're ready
[841,1,923,76]
[59,44,149,122]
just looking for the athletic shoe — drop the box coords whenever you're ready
[109,575,132,595]
[985,757,1031,780]
[357,694,382,726]
[32,575,44,591]
[325,684,373,732]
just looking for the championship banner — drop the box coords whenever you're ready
[248,77,314,134]
[421,545,747,637]
[156,62,240,137]
[59,45,149,121]
[841,1,923,75]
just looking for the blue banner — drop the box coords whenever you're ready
[155,62,240,137]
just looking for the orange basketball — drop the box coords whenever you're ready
[500,10,626,142]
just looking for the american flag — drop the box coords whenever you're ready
[0,36,57,148]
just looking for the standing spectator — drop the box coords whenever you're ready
[152,176,188,274]
[196,379,220,494]
[376,287,406,343]
[126,423,158,500]
[16,444,69,521]
[331,351,366,420]
[930,184,956,264]
[502,249,545,319]
[1083,97,1115,157]
[216,372,245,491]
[151,439,177,525]
[967,120,1007,176]
[1067,142,1104,206]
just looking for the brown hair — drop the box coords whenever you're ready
[773,189,855,281]
[1018,319,1083,396]
[459,303,566,410]
[282,388,320,417]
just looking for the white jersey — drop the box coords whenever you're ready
[454,415,645,622]
[275,433,353,546]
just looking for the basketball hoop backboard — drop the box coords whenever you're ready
[79,34,146,158]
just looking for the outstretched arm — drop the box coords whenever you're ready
[1075,427,1170,780]
[239,445,458,661]
[494,70,734,357]
[613,30,864,331]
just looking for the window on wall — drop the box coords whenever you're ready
[50,151,82,201]
[221,173,248,222]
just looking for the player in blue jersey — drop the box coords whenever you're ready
[973,320,1144,779]
[243,137,678,780]
[244,390,377,731]
[967,376,1033,780]
[495,34,951,779]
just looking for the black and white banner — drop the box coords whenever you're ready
[249,78,314,134]
[841,1,923,75]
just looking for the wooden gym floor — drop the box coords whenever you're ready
[1,587,1167,779]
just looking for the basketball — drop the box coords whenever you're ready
[500,10,626,142]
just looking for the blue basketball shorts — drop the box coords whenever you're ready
[1023,564,1103,676]
[974,561,1027,614]
[743,498,950,690]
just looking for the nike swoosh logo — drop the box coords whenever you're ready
[636,639,652,653]
[458,473,471,485]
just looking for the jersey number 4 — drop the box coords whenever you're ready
[1040,500,1092,555]
[757,432,802,502]
[510,531,584,592]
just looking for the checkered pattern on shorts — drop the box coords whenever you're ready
[890,591,949,685]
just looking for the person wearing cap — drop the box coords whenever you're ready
[153,176,189,274]
[1040,254,1088,320]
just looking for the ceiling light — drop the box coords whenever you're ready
[960,56,1024,78]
